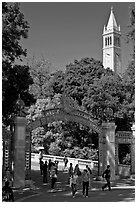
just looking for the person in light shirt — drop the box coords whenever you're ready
[69,172,78,198]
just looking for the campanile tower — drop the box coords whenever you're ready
[103,7,122,75]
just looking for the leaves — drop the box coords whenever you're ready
[2,3,34,126]
[3,65,34,126]
[29,58,53,99]
[2,2,29,63]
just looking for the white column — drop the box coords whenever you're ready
[13,117,26,188]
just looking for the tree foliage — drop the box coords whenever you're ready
[2,2,29,63]
[127,6,135,58]
[29,55,135,155]
[3,65,34,126]
[29,58,53,99]
[49,57,132,125]
[2,3,34,126]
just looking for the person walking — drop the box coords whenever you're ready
[74,164,82,188]
[48,159,52,171]
[2,180,14,202]
[50,163,57,190]
[40,160,44,175]
[74,164,81,176]
[43,161,48,184]
[102,165,111,191]
[63,156,68,171]
[55,160,59,175]
[82,169,90,198]
[70,172,78,198]
[86,165,92,188]
[68,163,73,184]
[39,150,43,163]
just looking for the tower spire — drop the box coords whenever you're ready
[106,6,118,30]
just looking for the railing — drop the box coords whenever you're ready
[31,153,98,170]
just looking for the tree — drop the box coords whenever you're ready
[127,6,135,59]
[2,2,29,64]
[49,57,134,129]
[2,3,34,126]
[29,58,53,99]
[3,65,34,126]
[120,6,135,124]
[31,127,46,149]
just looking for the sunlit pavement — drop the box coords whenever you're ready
[14,167,135,202]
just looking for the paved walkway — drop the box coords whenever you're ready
[14,168,135,202]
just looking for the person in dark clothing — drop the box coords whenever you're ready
[102,165,111,191]
[39,150,43,164]
[63,156,68,170]
[74,164,81,176]
[55,160,59,175]
[2,181,14,202]
[86,165,92,188]
[43,161,48,183]
[68,163,73,184]
[40,160,44,175]
[48,159,52,171]
[82,169,90,198]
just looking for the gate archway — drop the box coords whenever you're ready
[27,95,102,134]
[13,95,116,187]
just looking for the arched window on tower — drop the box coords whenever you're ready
[108,37,109,45]
[110,36,112,45]
[105,38,107,46]
[118,38,120,47]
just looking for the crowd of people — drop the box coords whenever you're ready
[2,151,111,201]
[39,151,59,190]
[38,152,111,198]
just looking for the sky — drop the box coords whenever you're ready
[19,1,135,73]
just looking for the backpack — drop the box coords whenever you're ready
[83,172,89,182]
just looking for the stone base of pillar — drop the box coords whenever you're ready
[25,180,34,187]
[13,180,34,189]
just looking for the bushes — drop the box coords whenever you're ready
[48,142,61,156]
[60,147,98,160]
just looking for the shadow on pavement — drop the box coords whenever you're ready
[14,169,135,202]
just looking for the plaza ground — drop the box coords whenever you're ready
[13,161,135,202]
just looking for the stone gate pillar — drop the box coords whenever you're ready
[131,123,135,174]
[13,117,26,188]
[100,122,116,180]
